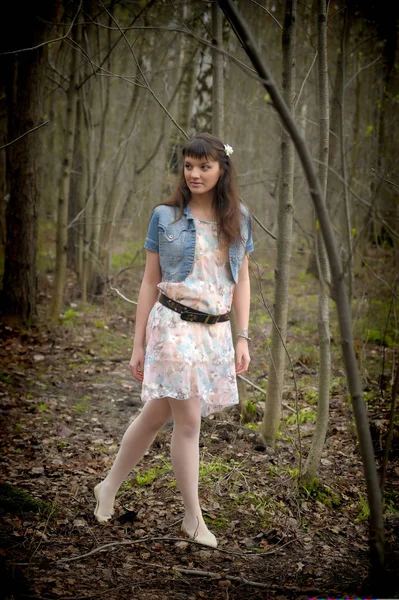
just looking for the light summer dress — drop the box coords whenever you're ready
[141,219,239,417]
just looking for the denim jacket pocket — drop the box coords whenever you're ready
[158,222,188,264]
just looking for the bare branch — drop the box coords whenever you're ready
[344,55,381,91]
[98,0,188,139]
[372,168,399,191]
[248,0,283,29]
[0,1,82,56]
[0,121,50,151]
[295,50,318,110]
[109,287,138,306]
[238,374,296,413]
[250,211,277,240]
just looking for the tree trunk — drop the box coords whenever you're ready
[217,0,385,582]
[261,0,296,447]
[302,0,331,484]
[0,2,57,325]
[212,2,224,139]
[339,11,354,302]
[50,39,79,319]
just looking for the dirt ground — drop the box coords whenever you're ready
[1,260,398,600]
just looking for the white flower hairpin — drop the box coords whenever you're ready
[223,143,234,157]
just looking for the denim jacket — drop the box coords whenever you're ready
[144,203,254,284]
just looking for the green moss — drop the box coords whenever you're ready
[0,373,12,384]
[301,479,341,508]
[135,463,172,486]
[0,482,51,515]
[356,493,370,522]
[204,515,229,529]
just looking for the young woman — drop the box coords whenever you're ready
[94,133,254,548]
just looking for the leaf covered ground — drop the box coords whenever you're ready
[1,254,398,600]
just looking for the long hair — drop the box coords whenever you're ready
[164,133,242,246]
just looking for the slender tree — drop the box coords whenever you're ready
[50,25,80,319]
[261,0,296,446]
[217,0,385,582]
[302,0,331,484]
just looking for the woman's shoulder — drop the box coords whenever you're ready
[150,204,180,224]
[239,202,252,220]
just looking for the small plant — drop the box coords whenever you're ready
[244,423,259,430]
[300,479,341,508]
[93,320,106,328]
[38,402,48,412]
[286,407,317,426]
[356,493,370,522]
[60,308,79,326]
[246,400,257,415]
[57,440,69,449]
[135,463,172,486]
[0,373,12,383]
[73,395,91,413]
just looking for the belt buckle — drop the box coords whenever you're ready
[205,314,219,324]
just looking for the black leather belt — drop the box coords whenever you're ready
[158,293,230,324]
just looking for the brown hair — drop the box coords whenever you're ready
[164,132,242,246]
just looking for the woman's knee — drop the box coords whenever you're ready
[139,399,172,432]
[169,398,201,438]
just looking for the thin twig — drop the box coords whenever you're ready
[295,50,318,110]
[57,533,297,564]
[372,167,399,191]
[0,121,50,151]
[248,0,283,29]
[98,1,188,139]
[250,211,277,240]
[0,0,82,55]
[109,286,138,305]
[344,55,381,91]
[238,374,295,413]
[133,560,269,589]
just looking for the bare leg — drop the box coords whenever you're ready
[94,397,172,519]
[168,397,216,546]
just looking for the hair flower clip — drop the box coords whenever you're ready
[223,143,234,157]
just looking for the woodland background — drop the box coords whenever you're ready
[0,1,398,599]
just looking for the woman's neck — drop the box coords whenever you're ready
[189,196,216,221]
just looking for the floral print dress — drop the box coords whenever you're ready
[141,219,239,417]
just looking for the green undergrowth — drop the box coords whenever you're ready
[300,478,341,509]
[134,463,173,486]
[0,482,52,516]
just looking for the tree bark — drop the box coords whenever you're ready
[212,2,224,139]
[302,0,331,484]
[50,36,79,319]
[261,0,296,447]
[0,2,57,325]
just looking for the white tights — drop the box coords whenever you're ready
[96,397,211,538]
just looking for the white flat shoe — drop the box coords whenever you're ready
[181,522,218,548]
[94,482,114,523]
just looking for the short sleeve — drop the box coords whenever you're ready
[246,212,254,254]
[240,204,254,254]
[144,208,159,253]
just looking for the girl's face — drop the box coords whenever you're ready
[183,155,222,197]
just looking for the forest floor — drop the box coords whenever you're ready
[0,251,398,600]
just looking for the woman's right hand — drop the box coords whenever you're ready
[129,346,145,382]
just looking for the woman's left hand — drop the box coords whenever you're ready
[235,338,251,375]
